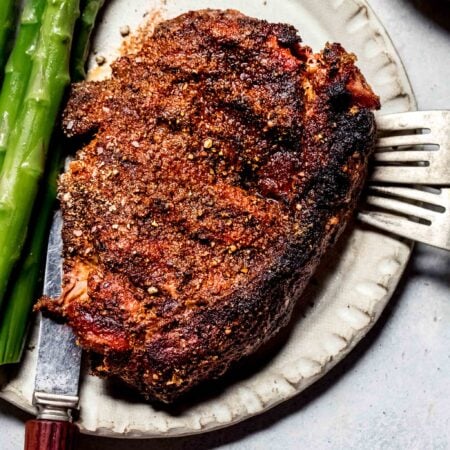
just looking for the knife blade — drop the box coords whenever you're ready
[32,209,81,421]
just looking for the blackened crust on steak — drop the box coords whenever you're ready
[37,9,380,403]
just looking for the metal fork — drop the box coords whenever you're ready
[371,110,450,184]
[357,110,450,250]
[358,186,450,251]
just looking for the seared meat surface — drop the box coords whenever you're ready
[38,9,379,402]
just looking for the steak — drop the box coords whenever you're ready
[38,9,380,403]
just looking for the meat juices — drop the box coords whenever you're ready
[38,9,380,402]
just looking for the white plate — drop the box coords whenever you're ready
[0,0,415,438]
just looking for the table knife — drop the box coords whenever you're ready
[24,210,82,450]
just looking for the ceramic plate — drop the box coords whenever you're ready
[0,0,415,438]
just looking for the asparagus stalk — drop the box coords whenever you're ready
[0,0,16,78]
[71,0,105,81]
[0,0,80,308]
[0,0,47,170]
[0,0,104,364]
[0,143,60,363]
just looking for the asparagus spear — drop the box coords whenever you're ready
[0,0,80,308]
[71,0,105,82]
[0,0,47,170]
[0,0,16,78]
[0,142,60,363]
[0,0,47,363]
[0,0,105,364]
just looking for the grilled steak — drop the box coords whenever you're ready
[38,9,380,403]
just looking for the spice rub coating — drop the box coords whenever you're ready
[38,9,380,402]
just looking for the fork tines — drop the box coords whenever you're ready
[358,186,450,251]
[371,110,450,184]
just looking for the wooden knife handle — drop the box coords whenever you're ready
[24,420,79,450]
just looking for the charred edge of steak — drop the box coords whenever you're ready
[37,9,380,403]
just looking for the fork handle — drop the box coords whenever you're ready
[24,419,79,450]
